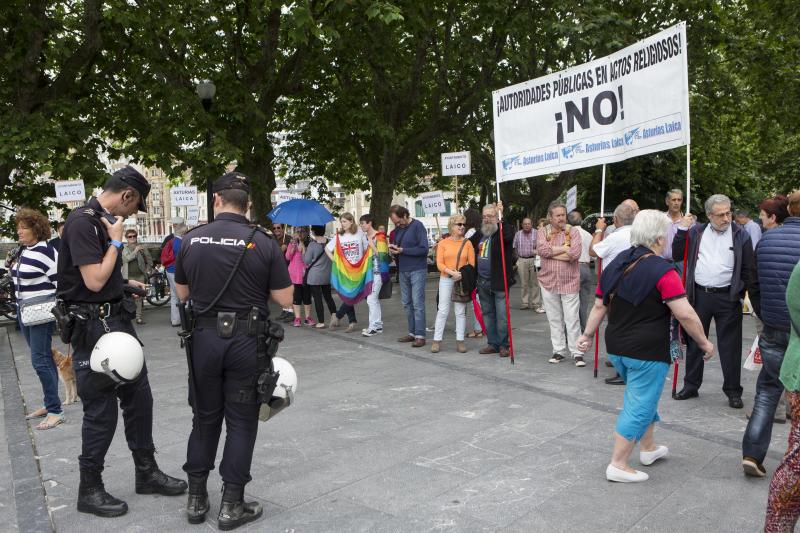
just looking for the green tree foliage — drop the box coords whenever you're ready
[0,0,113,216]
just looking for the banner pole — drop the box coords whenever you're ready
[593,164,607,378]
[673,144,691,397]
[685,144,691,211]
[434,213,443,240]
[496,181,515,364]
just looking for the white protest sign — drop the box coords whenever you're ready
[441,151,471,176]
[274,191,302,205]
[170,186,197,206]
[185,206,200,225]
[54,180,86,202]
[566,185,577,213]
[493,22,689,182]
[421,191,447,215]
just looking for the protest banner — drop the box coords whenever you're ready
[55,180,86,202]
[275,191,302,205]
[420,191,447,215]
[170,186,197,206]
[566,185,577,213]
[441,151,471,176]
[492,22,689,183]
[186,206,200,226]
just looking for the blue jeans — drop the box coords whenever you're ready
[399,269,427,338]
[609,354,669,441]
[20,320,62,415]
[477,276,508,349]
[742,326,790,463]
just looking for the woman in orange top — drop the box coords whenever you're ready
[432,214,476,354]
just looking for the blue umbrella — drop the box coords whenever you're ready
[267,198,335,227]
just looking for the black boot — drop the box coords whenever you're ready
[77,469,128,517]
[186,473,209,524]
[217,483,263,531]
[132,449,188,496]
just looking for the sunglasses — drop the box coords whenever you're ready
[453,223,465,227]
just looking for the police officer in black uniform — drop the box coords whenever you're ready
[174,172,292,529]
[58,166,187,517]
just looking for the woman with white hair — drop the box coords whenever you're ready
[577,210,715,482]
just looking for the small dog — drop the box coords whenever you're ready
[51,347,78,405]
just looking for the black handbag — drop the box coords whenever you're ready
[378,278,393,299]
[451,239,473,303]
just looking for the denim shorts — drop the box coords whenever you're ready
[609,354,670,442]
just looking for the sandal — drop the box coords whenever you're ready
[36,413,65,430]
[466,330,484,338]
[25,407,47,420]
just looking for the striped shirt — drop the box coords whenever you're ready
[513,229,537,258]
[536,226,581,294]
[12,241,58,300]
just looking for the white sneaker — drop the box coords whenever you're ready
[362,328,381,337]
[606,464,649,482]
[639,445,669,466]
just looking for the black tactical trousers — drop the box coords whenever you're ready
[72,313,154,472]
[183,327,260,485]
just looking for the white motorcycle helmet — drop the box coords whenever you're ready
[90,331,144,384]
[258,357,297,422]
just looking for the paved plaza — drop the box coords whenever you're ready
[0,278,781,531]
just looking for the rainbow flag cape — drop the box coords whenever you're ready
[331,235,374,305]
[375,232,391,283]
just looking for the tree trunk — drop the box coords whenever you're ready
[237,146,276,228]
[368,178,395,230]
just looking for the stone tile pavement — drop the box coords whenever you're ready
[0,279,782,531]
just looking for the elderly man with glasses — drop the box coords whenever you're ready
[121,229,153,324]
[673,194,760,408]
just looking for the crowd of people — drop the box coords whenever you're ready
[6,171,800,530]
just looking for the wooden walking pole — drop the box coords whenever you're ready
[496,181,515,364]
[593,164,606,378]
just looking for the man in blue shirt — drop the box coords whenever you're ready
[389,205,429,347]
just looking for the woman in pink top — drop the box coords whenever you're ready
[285,226,315,326]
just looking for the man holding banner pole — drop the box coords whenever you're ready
[476,203,515,358]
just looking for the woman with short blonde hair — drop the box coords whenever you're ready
[432,213,475,353]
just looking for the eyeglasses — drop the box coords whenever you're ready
[126,235,137,239]
[453,223,465,227]
[710,211,732,219]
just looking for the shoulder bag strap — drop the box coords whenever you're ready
[608,253,654,301]
[454,238,469,270]
[196,226,258,315]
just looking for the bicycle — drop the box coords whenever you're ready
[0,272,17,321]
[146,267,171,307]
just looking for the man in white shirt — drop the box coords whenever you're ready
[567,210,594,330]
[590,202,636,266]
[673,194,760,408]
[588,200,638,385]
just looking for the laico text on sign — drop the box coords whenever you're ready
[421,191,447,215]
[441,151,471,176]
[55,180,86,202]
[170,186,198,206]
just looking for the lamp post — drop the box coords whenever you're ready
[196,80,216,223]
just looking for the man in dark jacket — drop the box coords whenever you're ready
[741,190,800,477]
[673,194,760,408]
[475,203,515,357]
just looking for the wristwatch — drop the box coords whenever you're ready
[109,239,124,249]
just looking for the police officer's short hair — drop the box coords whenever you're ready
[217,189,249,212]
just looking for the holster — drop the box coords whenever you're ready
[51,300,74,344]
[178,302,198,411]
